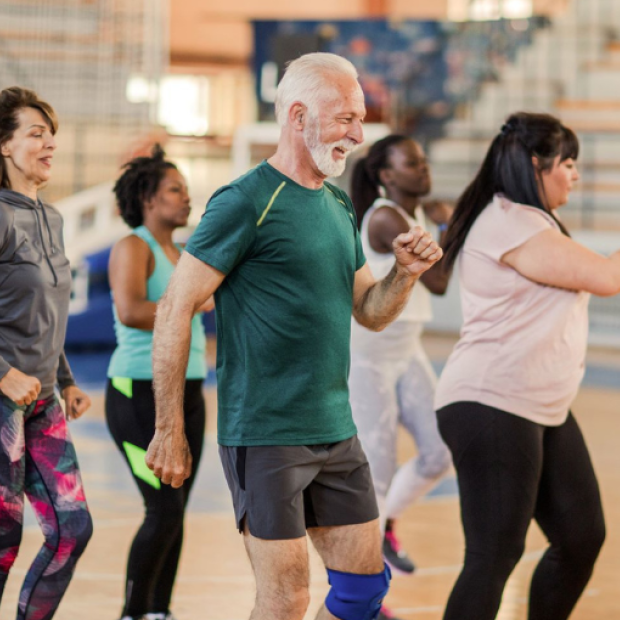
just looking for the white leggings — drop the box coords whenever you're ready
[349,324,452,527]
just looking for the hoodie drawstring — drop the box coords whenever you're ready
[38,200,56,255]
[34,201,58,286]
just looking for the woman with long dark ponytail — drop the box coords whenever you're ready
[349,136,453,603]
[435,112,613,619]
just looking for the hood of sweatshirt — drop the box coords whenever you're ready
[0,188,59,285]
[0,188,38,209]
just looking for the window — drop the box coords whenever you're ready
[448,0,533,21]
[157,76,210,136]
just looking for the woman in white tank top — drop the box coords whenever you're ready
[349,135,453,584]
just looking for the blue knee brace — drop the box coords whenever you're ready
[325,564,391,620]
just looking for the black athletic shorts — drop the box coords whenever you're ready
[219,435,379,540]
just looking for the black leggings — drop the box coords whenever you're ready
[437,402,605,620]
[105,379,205,617]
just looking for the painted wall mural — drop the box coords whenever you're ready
[253,17,547,140]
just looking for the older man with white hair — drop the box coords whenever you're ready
[146,53,442,620]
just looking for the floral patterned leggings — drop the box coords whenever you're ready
[0,395,92,620]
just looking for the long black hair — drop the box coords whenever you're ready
[113,144,177,228]
[350,134,409,229]
[443,112,579,269]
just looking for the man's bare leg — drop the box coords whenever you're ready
[308,518,385,620]
[243,521,311,620]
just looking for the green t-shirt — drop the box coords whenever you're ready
[186,161,366,446]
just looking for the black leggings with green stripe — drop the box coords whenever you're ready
[105,378,205,618]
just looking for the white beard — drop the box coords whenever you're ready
[304,119,358,178]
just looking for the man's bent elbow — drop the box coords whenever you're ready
[155,296,193,329]
[352,313,388,332]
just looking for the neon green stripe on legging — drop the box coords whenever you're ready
[122,441,161,490]
[112,377,133,399]
[257,181,286,226]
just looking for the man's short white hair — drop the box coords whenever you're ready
[274,53,359,127]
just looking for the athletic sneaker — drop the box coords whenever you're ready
[383,529,416,575]
[119,615,170,620]
[377,606,406,620]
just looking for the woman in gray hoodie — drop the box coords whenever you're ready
[0,86,93,620]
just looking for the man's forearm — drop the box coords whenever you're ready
[354,265,418,332]
[152,296,192,431]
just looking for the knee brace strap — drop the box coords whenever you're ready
[325,564,391,620]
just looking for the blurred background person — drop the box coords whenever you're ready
[436,112,609,620]
[105,145,209,620]
[0,86,92,620]
[349,135,453,587]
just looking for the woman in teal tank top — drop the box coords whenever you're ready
[104,145,211,620]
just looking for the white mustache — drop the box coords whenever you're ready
[332,139,359,155]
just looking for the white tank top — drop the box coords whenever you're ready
[360,198,432,322]
[351,198,433,355]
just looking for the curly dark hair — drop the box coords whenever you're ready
[113,144,177,228]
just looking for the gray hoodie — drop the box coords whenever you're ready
[0,188,75,399]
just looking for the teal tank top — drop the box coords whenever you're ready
[107,225,207,380]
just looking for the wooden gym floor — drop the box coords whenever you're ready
[2,335,619,620]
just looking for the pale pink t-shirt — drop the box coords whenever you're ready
[435,194,590,426]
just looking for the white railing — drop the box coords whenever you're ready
[56,181,129,264]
